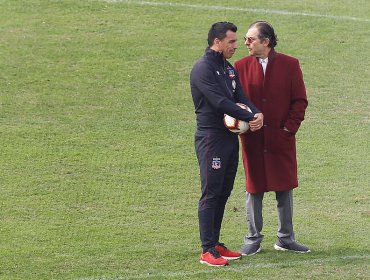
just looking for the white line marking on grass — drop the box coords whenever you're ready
[103,0,370,22]
[76,254,370,280]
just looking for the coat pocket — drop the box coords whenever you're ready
[266,127,295,152]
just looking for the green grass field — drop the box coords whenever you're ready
[1,0,369,279]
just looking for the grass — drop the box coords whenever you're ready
[0,0,369,279]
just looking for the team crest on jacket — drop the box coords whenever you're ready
[212,157,221,170]
[227,67,235,78]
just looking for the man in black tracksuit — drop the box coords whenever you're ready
[190,22,264,266]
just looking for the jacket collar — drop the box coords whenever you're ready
[204,47,226,67]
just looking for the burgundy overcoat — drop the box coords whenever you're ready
[234,50,308,193]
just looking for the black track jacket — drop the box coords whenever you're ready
[190,48,260,134]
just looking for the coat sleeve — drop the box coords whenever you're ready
[284,60,308,134]
[191,61,255,122]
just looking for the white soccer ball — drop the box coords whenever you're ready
[223,103,252,134]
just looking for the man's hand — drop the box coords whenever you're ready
[249,113,264,132]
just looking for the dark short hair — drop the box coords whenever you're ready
[249,21,278,48]
[207,22,237,47]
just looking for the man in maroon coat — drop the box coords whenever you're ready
[234,21,310,255]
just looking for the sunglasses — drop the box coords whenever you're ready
[243,36,257,44]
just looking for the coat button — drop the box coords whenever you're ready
[264,149,267,153]
[262,98,267,102]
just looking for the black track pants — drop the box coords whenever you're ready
[195,131,239,252]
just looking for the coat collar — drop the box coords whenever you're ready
[268,49,278,60]
[254,49,278,63]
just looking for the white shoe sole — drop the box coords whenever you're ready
[221,255,242,260]
[200,260,228,266]
[274,244,311,253]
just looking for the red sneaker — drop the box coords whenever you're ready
[200,248,229,266]
[215,244,242,260]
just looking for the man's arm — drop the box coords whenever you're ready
[284,60,308,134]
[191,62,256,122]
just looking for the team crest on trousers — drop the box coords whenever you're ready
[212,157,221,169]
